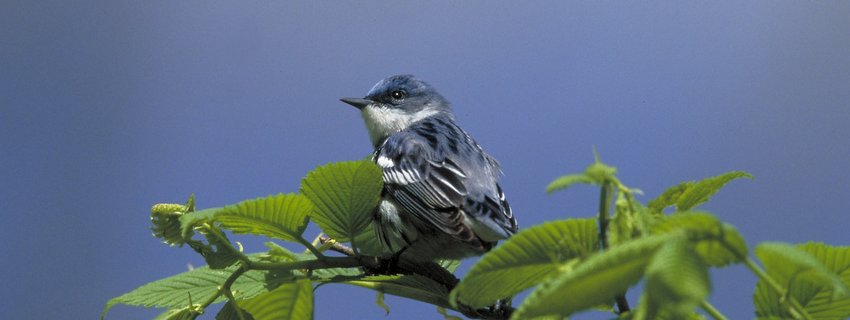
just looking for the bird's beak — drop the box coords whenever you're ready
[340,97,372,110]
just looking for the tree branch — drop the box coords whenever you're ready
[318,236,513,319]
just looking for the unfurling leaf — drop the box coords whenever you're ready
[300,160,383,241]
[546,159,617,194]
[151,204,191,247]
[151,195,198,246]
[609,193,656,247]
[545,174,595,193]
[452,218,598,308]
[172,208,239,269]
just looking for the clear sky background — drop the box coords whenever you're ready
[2,1,849,319]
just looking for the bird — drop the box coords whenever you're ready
[341,74,518,262]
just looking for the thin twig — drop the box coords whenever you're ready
[319,236,356,256]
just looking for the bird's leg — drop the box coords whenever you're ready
[491,297,513,316]
[374,246,409,275]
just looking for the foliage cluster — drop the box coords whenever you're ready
[104,157,850,320]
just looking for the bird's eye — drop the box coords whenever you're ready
[390,90,406,100]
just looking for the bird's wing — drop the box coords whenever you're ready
[376,126,516,244]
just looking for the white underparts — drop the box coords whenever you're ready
[377,199,417,249]
[361,105,439,146]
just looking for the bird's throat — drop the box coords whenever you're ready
[361,106,439,147]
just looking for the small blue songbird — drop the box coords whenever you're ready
[341,75,518,261]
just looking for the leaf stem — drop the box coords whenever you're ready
[297,235,325,259]
[598,181,631,313]
[717,238,812,320]
[197,264,248,311]
[598,182,612,251]
[743,257,812,320]
[223,288,248,320]
[700,300,728,320]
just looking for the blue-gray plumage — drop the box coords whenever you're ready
[341,74,518,261]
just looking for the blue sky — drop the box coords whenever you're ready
[2,1,849,319]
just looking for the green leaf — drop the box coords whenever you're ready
[546,160,619,194]
[795,242,850,319]
[609,193,656,247]
[676,171,752,211]
[584,161,618,184]
[438,259,462,273]
[168,194,312,269]
[216,302,255,320]
[300,160,383,241]
[153,307,199,320]
[179,207,223,238]
[757,243,848,297]
[102,265,268,319]
[754,242,850,319]
[187,226,240,269]
[512,234,672,319]
[239,279,313,320]
[451,218,598,308]
[545,174,595,193]
[352,222,392,256]
[648,171,752,213]
[216,193,312,243]
[262,242,299,262]
[638,241,710,319]
[646,181,693,215]
[650,212,747,267]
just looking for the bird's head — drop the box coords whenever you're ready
[341,74,451,146]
